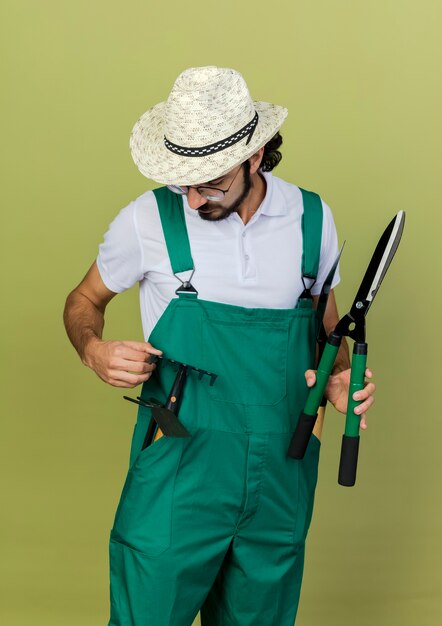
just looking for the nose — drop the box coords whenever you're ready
[186,187,208,210]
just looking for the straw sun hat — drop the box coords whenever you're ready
[129,66,288,186]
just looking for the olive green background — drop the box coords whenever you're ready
[1,1,440,624]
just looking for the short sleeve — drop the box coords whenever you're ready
[96,200,144,293]
[310,198,341,296]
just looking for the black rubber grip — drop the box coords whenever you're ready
[338,435,360,486]
[288,412,318,459]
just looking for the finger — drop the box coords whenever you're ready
[108,370,153,387]
[144,342,163,355]
[128,362,157,374]
[304,369,316,387]
[365,368,373,378]
[107,379,140,389]
[352,382,376,402]
[109,355,157,374]
[114,345,161,364]
[354,395,375,415]
[111,344,146,362]
[118,341,163,356]
[360,415,368,429]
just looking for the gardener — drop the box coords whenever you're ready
[63,66,375,626]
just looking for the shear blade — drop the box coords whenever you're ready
[316,242,345,341]
[350,211,405,317]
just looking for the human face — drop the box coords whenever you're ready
[187,162,252,221]
[167,164,243,201]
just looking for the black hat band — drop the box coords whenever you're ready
[164,111,259,157]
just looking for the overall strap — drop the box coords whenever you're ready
[299,187,323,288]
[152,187,197,297]
[153,187,194,273]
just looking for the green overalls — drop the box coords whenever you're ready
[108,186,324,626]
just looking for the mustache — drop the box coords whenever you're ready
[197,205,224,214]
[197,204,235,222]
[197,203,218,213]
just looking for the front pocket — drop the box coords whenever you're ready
[202,318,288,406]
[128,408,168,469]
[134,429,169,463]
[111,436,183,557]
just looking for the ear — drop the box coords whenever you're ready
[249,147,265,175]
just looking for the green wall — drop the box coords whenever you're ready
[1,1,440,624]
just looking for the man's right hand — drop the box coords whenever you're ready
[64,261,163,387]
[83,337,163,388]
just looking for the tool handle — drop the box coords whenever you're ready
[314,405,326,440]
[338,342,367,486]
[288,411,318,459]
[141,415,158,451]
[165,364,188,413]
[288,333,341,459]
[317,327,328,409]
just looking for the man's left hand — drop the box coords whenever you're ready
[304,368,376,430]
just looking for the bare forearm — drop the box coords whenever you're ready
[63,290,105,365]
[332,337,350,374]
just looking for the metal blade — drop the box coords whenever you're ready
[316,241,345,340]
[349,211,405,318]
[151,406,192,437]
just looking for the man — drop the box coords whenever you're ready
[63,66,375,626]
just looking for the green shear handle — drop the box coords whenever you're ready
[288,334,367,482]
[288,332,367,486]
[338,343,367,486]
[288,334,341,459]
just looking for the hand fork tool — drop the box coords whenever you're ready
[123,356,217,449]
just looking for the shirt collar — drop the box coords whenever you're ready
[257,170,287,217]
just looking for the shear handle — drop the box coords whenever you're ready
[288,332,342,459]
[338,342,367,486]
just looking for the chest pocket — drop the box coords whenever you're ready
[202,315,289,407]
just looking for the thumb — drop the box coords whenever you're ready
[305,369,317,387]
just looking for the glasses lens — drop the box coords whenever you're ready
[167,184,188,195]
[198,188,224,201]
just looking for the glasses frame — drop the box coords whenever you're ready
[167,164,243,202]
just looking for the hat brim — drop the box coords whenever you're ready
[129,101,288,186]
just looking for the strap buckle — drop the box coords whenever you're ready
[300,274,316,299]
[174,269,198,296]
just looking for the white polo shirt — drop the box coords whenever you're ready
[96,170,341,340]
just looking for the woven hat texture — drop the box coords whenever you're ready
[129,66,288,185]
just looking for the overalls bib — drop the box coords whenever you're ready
[108,186,323,626]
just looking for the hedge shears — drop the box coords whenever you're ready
[288,211,406,486]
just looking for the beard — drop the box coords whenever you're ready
[197,165,252,222]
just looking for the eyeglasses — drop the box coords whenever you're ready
[167,164,243,202]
